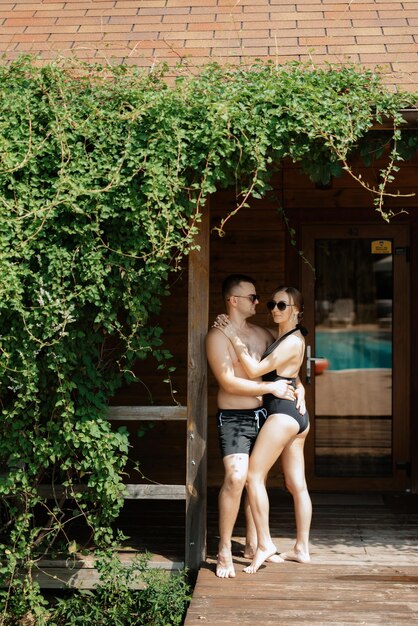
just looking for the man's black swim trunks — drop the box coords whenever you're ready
[217,407,268,457]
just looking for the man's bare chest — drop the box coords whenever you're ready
[229,334,266,363]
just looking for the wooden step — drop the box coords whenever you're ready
[33,553,185,589]
[37,483,187,500]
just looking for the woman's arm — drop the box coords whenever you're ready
[215,315,301,379]
[206,329,295,398]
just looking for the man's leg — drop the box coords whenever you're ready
[217,453,249,578]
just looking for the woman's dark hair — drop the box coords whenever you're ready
[273,285,304,322]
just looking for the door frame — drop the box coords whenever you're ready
[300,223,410,491]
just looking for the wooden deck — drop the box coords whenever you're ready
[184,490,418,625]
[33,488,418,625]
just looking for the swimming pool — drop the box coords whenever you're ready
[315,330,392,370]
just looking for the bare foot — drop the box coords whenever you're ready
[243,543,277,574]
[244,548,284,564]
[267,553,285,563]
[280,549,311,564]
[216,551,236,578]
[243,544,256,560]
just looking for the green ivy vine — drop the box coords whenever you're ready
[0,55,417,623]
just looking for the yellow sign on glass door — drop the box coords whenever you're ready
[371,240,392,254]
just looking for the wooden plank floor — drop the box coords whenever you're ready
[184,490,418,625]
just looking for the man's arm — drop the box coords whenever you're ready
[206,328,293,398]
[295,376,306,414]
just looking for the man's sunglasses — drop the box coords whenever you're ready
[230,294,259,304]
[266,300,295,311]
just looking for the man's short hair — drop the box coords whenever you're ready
[222,274,256,303]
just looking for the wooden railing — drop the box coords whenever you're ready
[38,406,188,499]
[34,404,195,587]
[107,405,188,500]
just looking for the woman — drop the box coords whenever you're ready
[215,285,312,573]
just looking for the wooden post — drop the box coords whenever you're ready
[186,206,209,574]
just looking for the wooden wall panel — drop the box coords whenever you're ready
[282,154,418,211]
[123,421,187,485]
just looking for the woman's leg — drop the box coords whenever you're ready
[280,427,312,563]
[244,414,299,574]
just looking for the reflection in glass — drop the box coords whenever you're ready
[314,240,393,477]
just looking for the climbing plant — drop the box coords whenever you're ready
[0,55,417,623]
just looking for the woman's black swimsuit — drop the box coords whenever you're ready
[261,325,309,434]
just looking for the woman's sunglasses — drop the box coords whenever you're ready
[266,300,295,311]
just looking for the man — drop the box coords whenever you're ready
[206,274,304,578]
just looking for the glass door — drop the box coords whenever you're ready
[301,225,410,490]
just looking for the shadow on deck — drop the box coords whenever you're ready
[185,490,418,625]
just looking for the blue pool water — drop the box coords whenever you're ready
[315,330,392,371]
